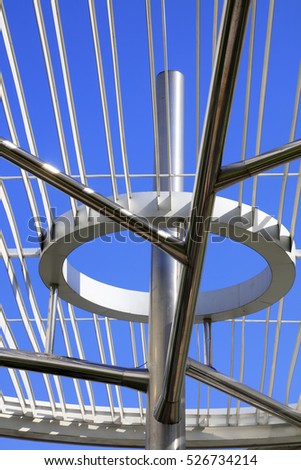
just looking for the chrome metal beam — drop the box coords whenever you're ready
[146,71,185,449]
[154,0,251,424]
[186,358,301,429]
[0,348,149,392]
[0,139,187,265]
[215,139,301,191]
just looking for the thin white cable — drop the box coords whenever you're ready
[145,0,160,198]
[277,61,301,226]
[106,0,132,202]
[50,0,87,186]
[105,317,124,421]
[0,7,53,229]
[161,0,172,194]
[252,0,274,208]
[239,0,256,206]
[33,0,77,216]
[88,0,118,202]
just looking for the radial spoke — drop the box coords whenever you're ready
[186,358,301,429]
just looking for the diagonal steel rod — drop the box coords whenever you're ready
[215,139,301,191]
[186,358,301,428]
[154,0,251,424]
[0,139,187,264]
[0,348,149,392]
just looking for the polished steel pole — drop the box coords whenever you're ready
[146,71,185,449]
[45,284,58,354]
[186,358,301,428]
[215,139,301,191]
[155,0,251,424]
[0,348,149,391]
[0,139,187,264]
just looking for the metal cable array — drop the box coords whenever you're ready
[1,0,301,448]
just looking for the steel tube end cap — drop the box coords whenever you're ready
[154,397,181,424]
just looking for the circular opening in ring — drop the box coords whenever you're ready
[68,230,151,292]
[201,235,268,291]
[68,231,268,294]
[39,194,295,323]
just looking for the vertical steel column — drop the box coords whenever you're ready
[155,0,251,424]
[45,284,58,354]
[204,319,212,367]
[146,71,185,449]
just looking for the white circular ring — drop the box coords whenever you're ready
[39,192,296,323]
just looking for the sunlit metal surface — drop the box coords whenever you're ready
[186,358,301,428]
[0,139,187,264]
[155,0,251,424]
[216,139,301,191]
[0,348,149,392]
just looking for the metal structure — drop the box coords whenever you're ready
[1,0,301,449]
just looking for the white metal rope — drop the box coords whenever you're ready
[0,337,28,414]
[129,322,144,421]
[290,165,301,237]
[104,317,124,421]
[106,0,132,203]
[226,319,235,426]
[251,0,274,208]
[235,316,245,424]
[67,303,96,418]
[50,0,87,187]
[0,308,36,416]
[286,317,301,405]
[56,300,86,421]
[145,0,160,198]
[238,0,256,206]
[268,297,284,398]
[0,76,43,234]
[93,315,115,420]
[88,0,118,202]
[33,0,77,216]
[277,61,301,226]
[0,4,53,228]
[0,235,60,417]
[2,171,300,181]
[161,0,172,194]
[0,182,46,343]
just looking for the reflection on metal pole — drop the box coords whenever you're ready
[0,348,149,392]
[45,284,58,354]
[186,358,301,428]
[146,71,185,449]
[0,139,187,264]
[203,319,212,367]
[215,139,301,191]
[155,0,251,424]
